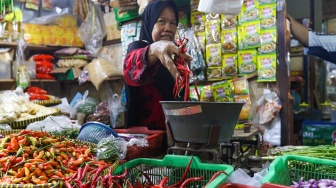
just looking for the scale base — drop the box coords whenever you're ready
[167,144,220,163]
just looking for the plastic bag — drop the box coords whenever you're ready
[97,137,127,161]
[26,115,80,132]
[197,0,243,15]
[73,90,99,124]
[28,8,71,25]
[250,89,281,126]
[228,168,259,187]
[78,3,106,56]
[185,29,206,83]
[105,83,125,128]
[250,89,282,146]
[15,38,30,89]
[74,91,99,115]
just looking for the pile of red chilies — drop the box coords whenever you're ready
[66,158,228,188]
[173,37,200,101]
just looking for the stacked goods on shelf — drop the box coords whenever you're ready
[187,0,277,124]
[50,47,92,80]
[190,0,277,83]
[0,48,13,79]
[30,54,55,80]
[22,14,83,47]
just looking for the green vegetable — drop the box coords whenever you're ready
[49,128,79,139]
[97,138,121,162]
[270,145,336,160]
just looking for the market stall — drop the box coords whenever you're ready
[2,0,336,187]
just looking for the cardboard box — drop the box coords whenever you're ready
[50,67,82,80]
[104,12,121,41]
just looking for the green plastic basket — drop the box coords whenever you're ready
[113,155,234,188]
[262,155,336,186]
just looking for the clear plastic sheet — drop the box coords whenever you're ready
[197,0,243,15]
[28,8,72,25]
[77,3,106,56]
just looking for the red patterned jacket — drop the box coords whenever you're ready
[123,46,167,130]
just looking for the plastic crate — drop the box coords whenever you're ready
[114,127,165,160]
[113,155,234,188]
[262,155,336,186]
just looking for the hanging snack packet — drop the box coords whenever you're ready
[222,54,238,79]
[238,0,259,24]
[259,3,277,30]
[257,54,277,82]
[234,94,252,121]
[205,19,221,44]
[221,14,238,30]
[200,85,214,102]
[206,43,222,67]
[237,49,257,76]
[221,29,238,54]
[212,80,234,102]
[233,76,249,95]
[238,21,261,50]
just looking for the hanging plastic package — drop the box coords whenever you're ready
[78,2,107,56]
[15,38,30,90]
[197,0,243,15]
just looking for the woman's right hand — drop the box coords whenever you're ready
[147,40,193,79]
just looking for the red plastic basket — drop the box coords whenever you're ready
[115,127,165,160]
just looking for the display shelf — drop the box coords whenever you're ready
[103,39,121,46]
[0,41,65,51]
[246,72,257,80]
[0,76,124,83]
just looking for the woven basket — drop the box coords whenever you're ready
[9,108,61,129]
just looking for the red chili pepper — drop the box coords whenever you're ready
[180,176,203,188]
[112,166,128,179]
[76,167,83,181]
[80,163,90,181]
[64,180,74,188]
[159,176,169,187]
[171,157,193,187]
[111,179,123,188]
[90,164,109,187]
[172,37,193,101]
[26,86,48,94]
[205,171,229,186]
[28,93,50,101]
[33,54,55,61]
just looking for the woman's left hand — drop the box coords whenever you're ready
[148,40,193,79]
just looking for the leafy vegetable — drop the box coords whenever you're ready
[49,128,79,139]
[97,138,122,162]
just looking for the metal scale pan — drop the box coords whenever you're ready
[160,101,244,144]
